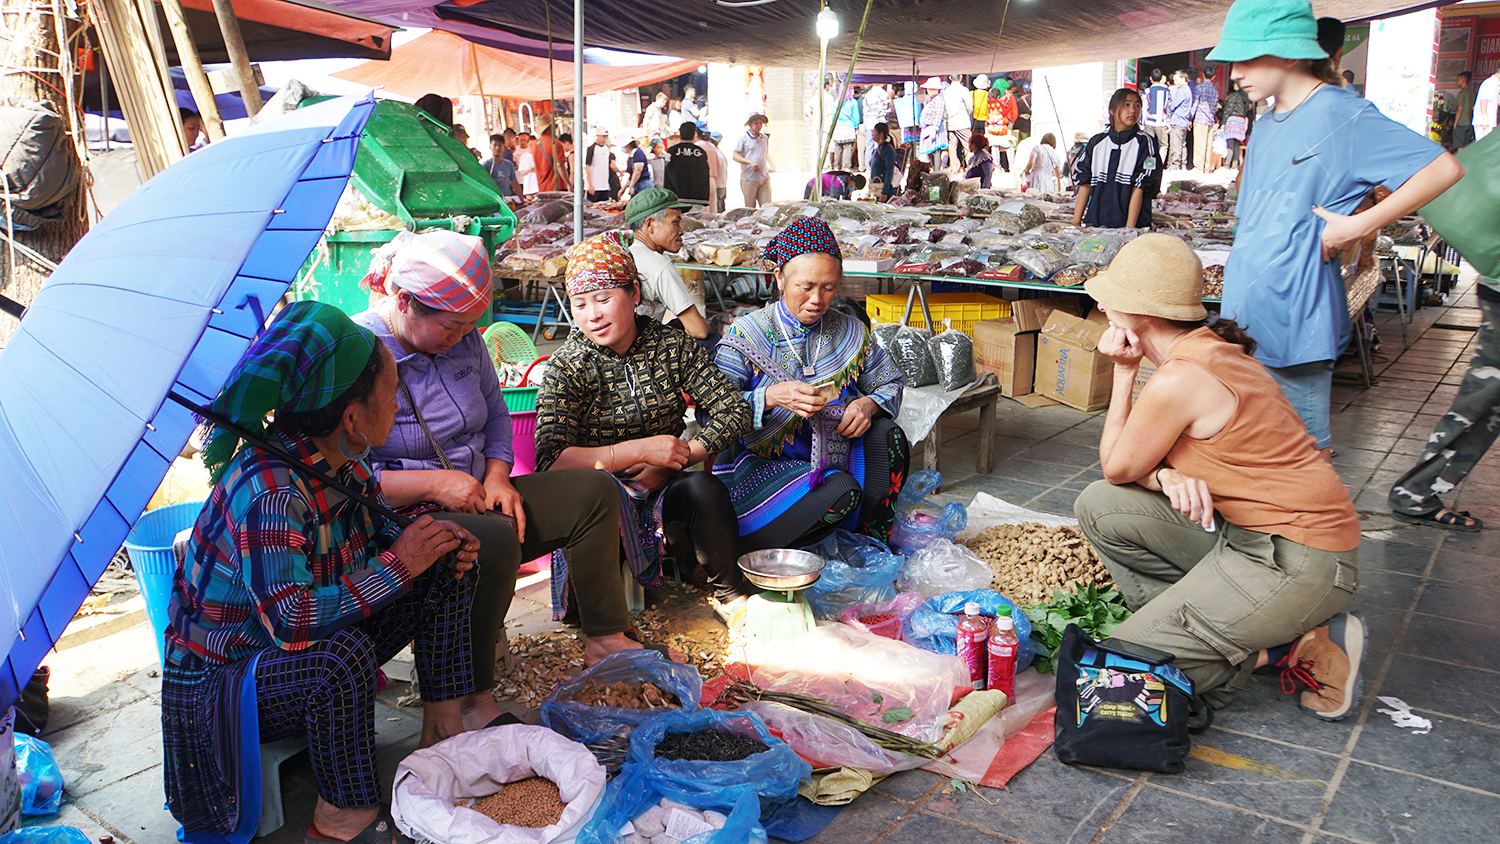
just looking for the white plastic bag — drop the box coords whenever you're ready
[748,624,968,744]
[897,539,991,598]
[392,725,606,844]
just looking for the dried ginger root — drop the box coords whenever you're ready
[960,523,1112,606]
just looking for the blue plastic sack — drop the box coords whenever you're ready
[0,828,91,844]
[540,650,702,745]
[889,471,967,555]
[576,709,807,844]
[902,589,1036,671]
[801,530,903,620]
[13,736,61,817]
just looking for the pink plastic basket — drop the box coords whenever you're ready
[510,410,538,475]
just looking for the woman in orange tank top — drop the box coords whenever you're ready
[1072,234,1366,722]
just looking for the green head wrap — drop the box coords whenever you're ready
[992,79,1010,92]
[201,300,378,484]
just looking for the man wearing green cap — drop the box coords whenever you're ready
[1208,0,1463,456]
[625,187,710,340]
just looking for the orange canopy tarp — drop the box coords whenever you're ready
[332,30,699,100]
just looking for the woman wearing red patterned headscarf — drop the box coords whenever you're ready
[535,232,754,625]
[713,217,909,555]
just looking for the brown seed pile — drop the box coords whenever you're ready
[960,523,1111,606]
[463,777,566,828]
[572,680,679,709]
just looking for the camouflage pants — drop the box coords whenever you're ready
[1389,294,1500,515]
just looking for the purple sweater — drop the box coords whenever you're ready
[353,310,515,478]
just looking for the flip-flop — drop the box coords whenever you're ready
[622,628,674,659]
[1392,507,1482,532]
[483,712,522,730]
[305,808,412,844]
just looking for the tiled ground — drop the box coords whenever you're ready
[24,276,1499,844]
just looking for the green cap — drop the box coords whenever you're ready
[1206,0,1328,63]
[624,187,693,225]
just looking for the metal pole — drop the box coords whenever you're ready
[159,0,225,141]
[573,0,583,245]
[816,45,826,201]
[208,0,263,117]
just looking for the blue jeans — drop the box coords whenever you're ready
[1267,360,1334,449]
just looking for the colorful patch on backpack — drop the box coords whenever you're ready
[1074,666,1169,727]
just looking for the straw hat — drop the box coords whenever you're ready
[1083,234,1208,322]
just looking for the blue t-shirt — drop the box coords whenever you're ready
[628,147,653,190]
[1223,86,1443,368]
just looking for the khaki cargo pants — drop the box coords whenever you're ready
[1073,481,1359,709]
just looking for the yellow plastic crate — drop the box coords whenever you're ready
[866,292,1011,335]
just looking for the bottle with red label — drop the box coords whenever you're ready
[987,606,1019,699]
[956,602,990,691]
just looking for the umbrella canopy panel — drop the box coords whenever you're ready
[0,96,376,714]
[420,0,1440,73]
[146,0,393,63]
[331,31,700,100]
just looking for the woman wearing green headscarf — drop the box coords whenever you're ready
[163,301,479,844]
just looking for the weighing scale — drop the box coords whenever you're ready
[736,549,826,648]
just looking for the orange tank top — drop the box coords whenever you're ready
[1162,328,1360,553]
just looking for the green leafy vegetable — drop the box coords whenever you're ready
[871,692,884,705]
[1022,582,1131,674]
[880,706,914,723]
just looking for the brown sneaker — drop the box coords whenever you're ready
[1277,611,1367,721]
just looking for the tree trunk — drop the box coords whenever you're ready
[0,2,88,348]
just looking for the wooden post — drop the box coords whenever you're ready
[208,0,261,117]
[158,0,224,140]
[0,1,88,347]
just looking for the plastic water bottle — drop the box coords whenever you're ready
[987,607,1019,700]
[956,602,990,691]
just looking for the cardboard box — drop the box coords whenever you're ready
[972,317,1036,397]
[1131,360,1158,403]
[1009,295,1084,333]
[1034,310,1113,411]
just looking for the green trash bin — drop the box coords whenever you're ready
[292,99,519,324]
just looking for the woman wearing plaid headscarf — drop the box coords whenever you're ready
[352,230,636,714]
[535,232,754,625]
[714,217,909,553]
[165,301,478,844]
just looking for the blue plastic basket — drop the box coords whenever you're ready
[123,501,204,667]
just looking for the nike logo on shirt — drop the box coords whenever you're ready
[1292,153,1318,165]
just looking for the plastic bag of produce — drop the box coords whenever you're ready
[1010,244,1063,279]
[576,710,806,844]
[1066,233,1126,266]
[871,322,901,357]
[897,539,991,598]
[838,591,927,640]
[748,624,968,744]
[393,725,605,844]
[801,530,904,620]
[928,324,975,391]
[889,470,967,554]
[541,651,702,745]
[902,589,1035,670]
[890,325,939,387]
[1050,263,1100,288]
[1,710,18,836]
[737,701,923,775]
[13,735,60,817]
[0,829,91,844]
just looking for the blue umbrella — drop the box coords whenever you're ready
[0,94,377,714]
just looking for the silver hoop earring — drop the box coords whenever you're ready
[338,430,372,462]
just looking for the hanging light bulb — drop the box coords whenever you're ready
[817,7,840,42]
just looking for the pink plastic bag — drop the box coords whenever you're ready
[838,592,927,640]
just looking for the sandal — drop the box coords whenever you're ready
[622,628,674,659]
[1392,507,1482,532]
[305,808,413,844]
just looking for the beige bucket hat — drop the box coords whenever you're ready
[1084,233,1208,322]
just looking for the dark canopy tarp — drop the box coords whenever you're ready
[151,0,393,63]
[409,0,1439,73]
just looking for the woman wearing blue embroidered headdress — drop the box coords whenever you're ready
[713,216,909,551]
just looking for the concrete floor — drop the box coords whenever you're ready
[20,275,1499,844]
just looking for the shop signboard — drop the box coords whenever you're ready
[1478,17,1500,78]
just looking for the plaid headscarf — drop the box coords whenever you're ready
[765,216,842,269]
[360,230,493,313]
[565,230,638,296]
[201,301,378,484]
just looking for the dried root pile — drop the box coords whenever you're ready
[960,523,1111,606]
[572,680,679,710]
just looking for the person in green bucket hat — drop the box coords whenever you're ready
[1207,0,1464,465]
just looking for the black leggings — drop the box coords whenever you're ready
[740,418,910,552]
[659,470,747,600]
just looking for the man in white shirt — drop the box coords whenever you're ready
[1476,69,1500,140]
[861,84,891,165]
[733,113,773,208]
[585,127,616,201]
[642,91,670,140]
[624,188,709,339]
[943,75,972,168]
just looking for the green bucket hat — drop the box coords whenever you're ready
[1206,0,1328,63]
[201,300,378,483]
[624,187,693,225]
